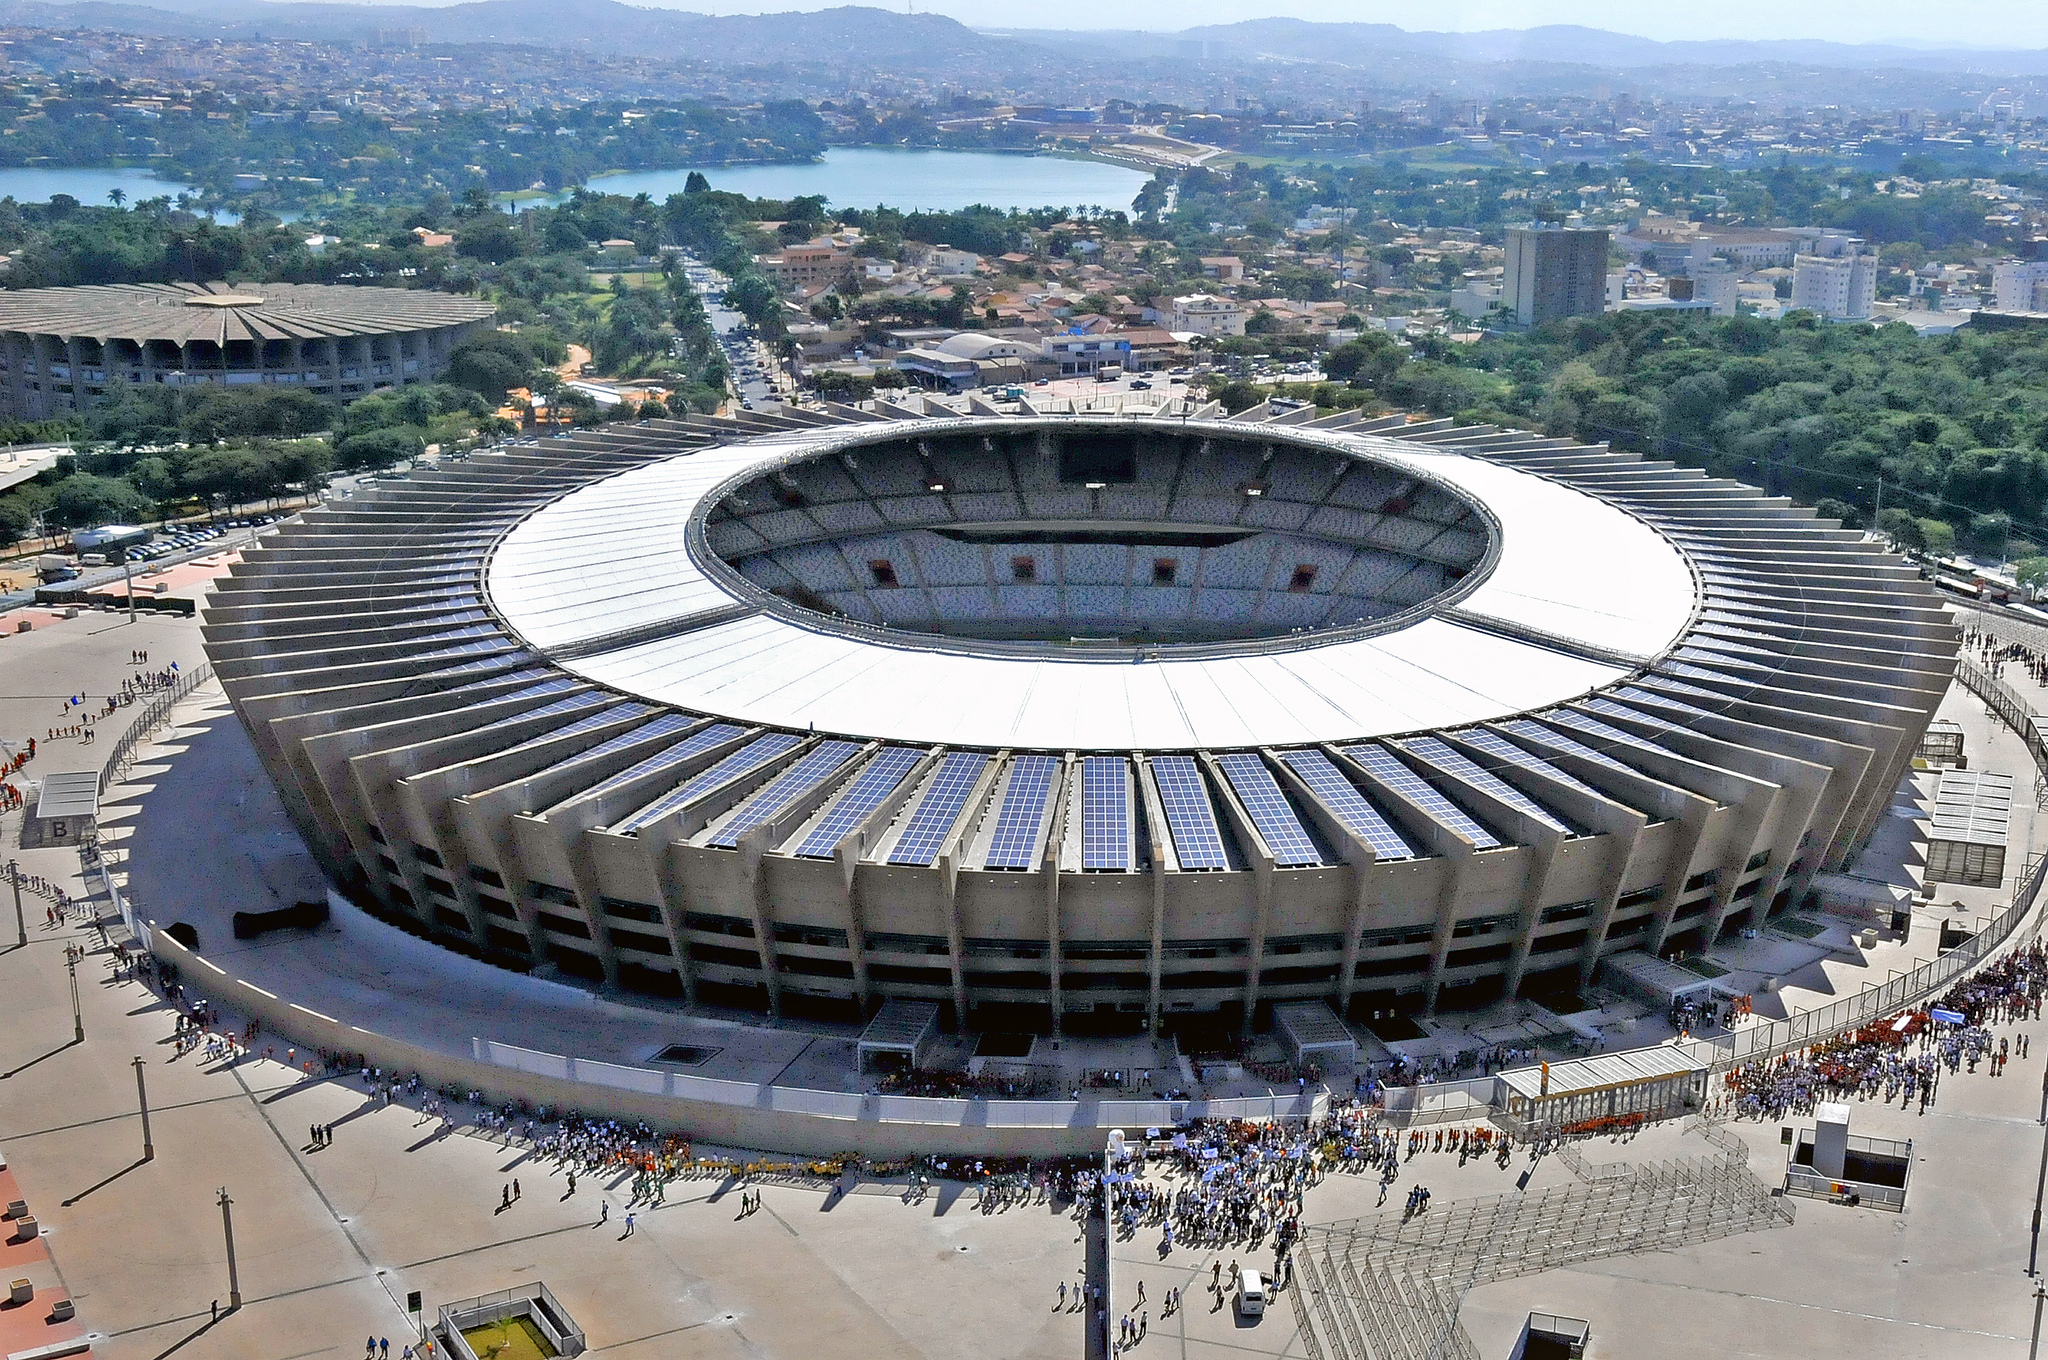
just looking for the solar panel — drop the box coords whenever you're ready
[1081,756,1132,870]
[983,755,1059,869]
[709,740,862,848]
[1454,727,1607,800]
[889,752,990,865]
[1613,687,1714,721]
[1582,696,1682,733]
[570,722,744,809]
[1151,756,1229,870]
[1399,736,1574,836]
[1277,749,1418,861]
[616,732,804,833]
[795,746,925,858]
[1215,753,1322,867]
[1546,709,1665,762]
[571,712,701,764]
[499,701,653,757]
[1343,744,1502,849]
[1497,718,1635,773]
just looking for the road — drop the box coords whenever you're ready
[683,258,784,410]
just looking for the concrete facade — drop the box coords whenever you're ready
[201,408,1955,1042]
[0,281,496,419]
[1503,226,1611,328]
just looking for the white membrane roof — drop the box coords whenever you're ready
[484,419,1699,751]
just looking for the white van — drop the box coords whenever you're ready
[79,553,107,567]
[1237,1268,1267,1316]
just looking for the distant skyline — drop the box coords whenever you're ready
[239,0,2048,49]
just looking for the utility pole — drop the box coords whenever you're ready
[134,1056,154,1161]
[2032,1280,2045,1360]
[9,859,21,948]
[218,1188,242,1310]
[121,556,134,624]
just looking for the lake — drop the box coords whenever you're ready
[0,165,202,206]
[561,148,1158,214]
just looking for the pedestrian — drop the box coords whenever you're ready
[381,1340,389,1358]
[210,1299,218,1323]
[600,1201,610,1224]
[1059,1280,1068,1309]
[567,1171,577,1195]
[623,1211,636,1237]
[513,1178,521,1201]
[501,1184,510,1210]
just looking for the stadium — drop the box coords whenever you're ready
[0,280,497,419]
[202,403,1956,1042]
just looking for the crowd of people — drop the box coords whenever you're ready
[1722,938,2048,1122]
[1963,624,2048,688]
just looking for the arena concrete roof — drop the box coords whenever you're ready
[0,281,497,344]
[484,418,1699,751]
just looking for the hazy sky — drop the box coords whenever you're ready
[584,0,2048,47]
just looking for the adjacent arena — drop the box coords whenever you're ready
[0,281,497,418]
[202,403,1957,1039]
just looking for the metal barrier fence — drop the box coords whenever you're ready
[1957,657,2048,776]
[98,661,214,797]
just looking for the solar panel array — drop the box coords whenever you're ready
[1343,744,1501,849]
[1497,718,1634,773]
[1400,736,1574,836]
[1151,756,1229,869]
[1214,753,1322,867]
[500,701,652,757]
[1277,749,1418,860]
[571,712,703,765]
[709,740,862,848]
[1546,710,1663,761]
[983,755,1059,869]
[795,746,925,858]
[889,751,991,865]
[617,732,804,832]
[1081,756,1132,870]
[572,722,744,808]
[1452,727,1606,801]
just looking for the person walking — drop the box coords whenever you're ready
[623,1211,636,1238]
[513,1178,521,1201]
[600,1201,610,1225]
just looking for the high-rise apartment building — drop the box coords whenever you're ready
[1791,252,1878,320]
[1993,260,2048,314]
[1502,227,1610,328]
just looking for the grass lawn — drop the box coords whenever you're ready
[461,1316,556,1360]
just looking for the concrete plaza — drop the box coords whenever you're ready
[4,569,2048,1358]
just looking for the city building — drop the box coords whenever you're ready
[1502,227,1611,328]
[206,411,1951,1038]
[760,243,856,289]
[1792,251,1879,320]
[1169,293,1247,336]
[0,282,496,419]
[1043,332,1133,376]
[892,333,1036,390]
[1993,259,2048,313]
[1685,258,1741,317]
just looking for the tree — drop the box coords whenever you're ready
[106,188,125,208]
[335,427,426,472]
[684,171,711,194]
[48,472,149,528]
[1917,517,1957,558]
[2016,557,2048,592]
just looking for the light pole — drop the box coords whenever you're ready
[66,951,82,1043]
[9,859,21,948]
[2032,1280,2046,1360]
[134,1056,154,1161]
[218,1188,242,1311]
